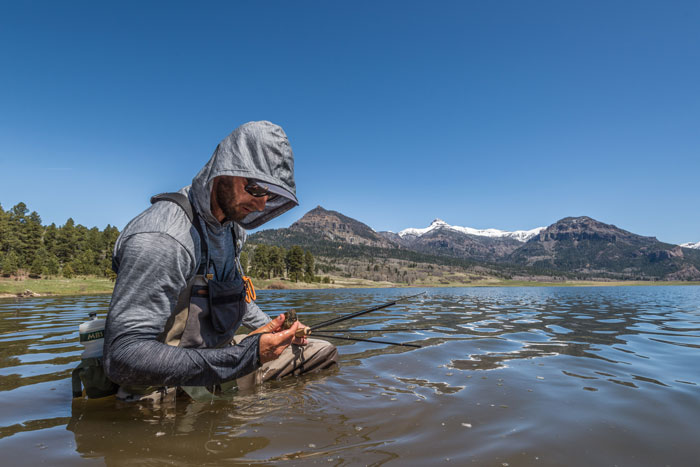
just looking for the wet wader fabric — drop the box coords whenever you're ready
[72,357,118,399]
[233,335,338,390]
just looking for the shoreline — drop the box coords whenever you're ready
[1,276,699,299]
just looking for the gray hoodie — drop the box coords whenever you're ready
[104,121,298,387]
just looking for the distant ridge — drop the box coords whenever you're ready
[250,208,700,281]
[508,216,700,280]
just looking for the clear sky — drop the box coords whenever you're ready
[1,1,698,244]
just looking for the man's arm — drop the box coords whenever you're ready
[104,233,261,387]
[241,299,272,330]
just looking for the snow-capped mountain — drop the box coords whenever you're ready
[398,219,545,243]
[680,241,700,249]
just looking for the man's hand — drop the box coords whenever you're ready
[249,313,309,346]
[258,319,299,363]
[251,313,309,364]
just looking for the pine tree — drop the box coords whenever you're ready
[30,255,44,277]
[304,250,315,282]
[286,246,305,282]
[2,250,19,276]
[6,203,26,262]
[0,203,8,254]
[74,250,100,275]
[102,225,120,259]
[44,255,60,276]
[269,246,286,278]
[55,218,77,265]
[253,244,270,279]
[44,223,58,256]
[23,211,44,267]
[62,263,74,278]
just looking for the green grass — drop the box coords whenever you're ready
[0,276,115,297]
[2,275,698,298]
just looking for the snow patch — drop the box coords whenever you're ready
[398,219,545,242]
[680,241,700,249]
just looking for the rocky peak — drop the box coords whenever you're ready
[535,216,649,244]
[289,206,395,248]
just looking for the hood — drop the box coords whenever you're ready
[191,121,299,230]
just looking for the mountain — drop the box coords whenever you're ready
[287,206,395,248]
[507,216,700,280]
[379,219,537,262]
[395,218,544,242]
[251,207,700,281]
[378,219,547,262]
[250,206,478,270]
[681,241,700,250]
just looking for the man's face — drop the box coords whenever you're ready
[212,176,268,223]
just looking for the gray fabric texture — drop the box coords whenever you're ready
[191,120,298,230]
[104,121,297,387]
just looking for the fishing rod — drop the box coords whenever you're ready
[299,291,426,335]
[311,333,422,348]
[287,292,426,348]
[318,328,429,333]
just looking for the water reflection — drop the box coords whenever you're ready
[1,286,699,465]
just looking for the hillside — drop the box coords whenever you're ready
[288,206,395,248]
[507,216,700,280]
[251,208,700,282]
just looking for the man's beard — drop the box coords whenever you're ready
[214,179,244,222]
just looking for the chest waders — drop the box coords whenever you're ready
[153,193,248,350]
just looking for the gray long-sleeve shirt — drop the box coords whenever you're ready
[103,121,298,388]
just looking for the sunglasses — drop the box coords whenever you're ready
[245,180,278,202]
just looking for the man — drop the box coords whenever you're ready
[104,121,337,400]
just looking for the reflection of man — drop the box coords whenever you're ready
[104,121,337,400]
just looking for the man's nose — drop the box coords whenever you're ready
[252,196,267,211]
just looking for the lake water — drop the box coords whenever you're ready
[0,286,699,466]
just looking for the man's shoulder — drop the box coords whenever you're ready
[117,190,200,257]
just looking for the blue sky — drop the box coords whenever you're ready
[1,1,698,244]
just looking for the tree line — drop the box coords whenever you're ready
[0,202,120,278]
[242,243,327,283]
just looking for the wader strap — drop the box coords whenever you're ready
[151,192,209,275]
[150,192,194,222]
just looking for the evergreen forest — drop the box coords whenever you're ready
[0,202,120,278]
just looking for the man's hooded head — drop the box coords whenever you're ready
[191,121,298,230]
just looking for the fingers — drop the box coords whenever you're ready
[258,321,300,363]
[274,320,299,346]
[291,321,310,345]
[268,314,286,332]
[249,314,286,335]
